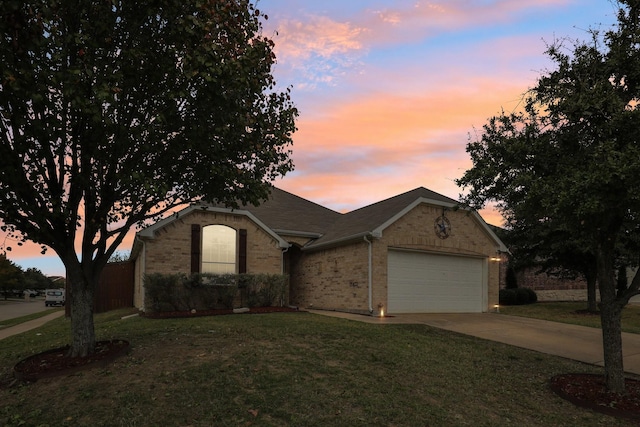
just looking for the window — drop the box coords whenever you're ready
[201,225,237,274]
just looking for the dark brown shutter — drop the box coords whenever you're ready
[191,224,201,273]
[239,229,247,274]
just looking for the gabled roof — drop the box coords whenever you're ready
[133,186,506,256]
[231,187,342,237]
[134,187,341,249]
[302,187,461,250]
[136,204,292,249]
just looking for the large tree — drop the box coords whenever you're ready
[502,219,600,312]
[457,0,640,392]
[0,0,297,357]
[0,254,23,300]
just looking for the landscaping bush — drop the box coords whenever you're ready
[144,272,288,313]
[238,273,288,307]
[144,273,185,312]
[499,287,538,306]
[515,287,532,305]
[499,288,517,306]
[523,287,538,303]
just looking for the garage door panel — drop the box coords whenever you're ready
[388,251,483,313]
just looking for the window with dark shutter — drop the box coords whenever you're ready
[239,229,247,274]
[191,224,201,273]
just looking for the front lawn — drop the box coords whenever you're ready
[499,302,640,334]
[0,309,636,426]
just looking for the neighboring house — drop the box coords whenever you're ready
[131,187,507,315]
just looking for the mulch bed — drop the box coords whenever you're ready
[13,339,130,382]
[10,307,299,384]
[550,373,640,421]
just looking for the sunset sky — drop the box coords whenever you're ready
[7,0,620,275]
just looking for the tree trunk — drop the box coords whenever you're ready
[600,299,625,393]
[66,262,96,358]
[597,242,626,393]
[585,267,598,313]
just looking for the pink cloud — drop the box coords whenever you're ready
[293,74,528,152]
[272,16,366,62]
[369,0,570,28]
[269,0,571,65]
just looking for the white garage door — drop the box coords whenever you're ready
[387,250,485,313]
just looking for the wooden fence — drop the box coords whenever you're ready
[94,261,134,313]
[65,261,135,316]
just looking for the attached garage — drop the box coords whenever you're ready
[387,250,486,313]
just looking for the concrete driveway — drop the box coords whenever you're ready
[308,310,640,376]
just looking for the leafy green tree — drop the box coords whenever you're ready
[503,223,599,312]
[23,267,53,291]
[457,1,640,392]
[504,264,518,290]
[0,254,24,300]
[0,0,297,357]
[108,251,130,263]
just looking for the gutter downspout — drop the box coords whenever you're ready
[281,246,290,307]
[364,235,373,314]
[281,246,290,275]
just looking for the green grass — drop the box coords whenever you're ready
[499,302,640,333]
[0,309,637,426]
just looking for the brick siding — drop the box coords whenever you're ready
[289,204,502,313]
[134,210,284,309]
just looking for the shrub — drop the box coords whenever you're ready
[499,287,537,306]
[514,287,531,305]
[523,287,538,303]
[499,288,517,306]
[144,272,288,313]
[144,273,185,312]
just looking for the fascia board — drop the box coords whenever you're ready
[136,204,290,249]
[272,229,324,239]
[302,231,372,252]
[471,211,510,254]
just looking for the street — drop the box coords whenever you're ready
[0,298,55,322]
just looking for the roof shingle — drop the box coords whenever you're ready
[235,186,458,249]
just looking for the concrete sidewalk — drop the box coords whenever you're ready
[308,310,640,376]
[0,310,65,341]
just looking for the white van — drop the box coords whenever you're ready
[45,289,65,307]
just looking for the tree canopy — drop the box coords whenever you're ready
[457,0,640,392]
[0,0,297,356]
[0,255,52,299]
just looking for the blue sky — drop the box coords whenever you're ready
[8,0,620,275]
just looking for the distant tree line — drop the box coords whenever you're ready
[0,254,55,300]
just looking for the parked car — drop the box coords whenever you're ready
[23,289,38,298]
[45,289,65,307]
